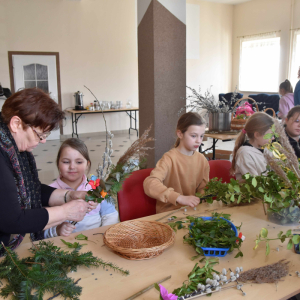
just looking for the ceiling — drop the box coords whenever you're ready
[202,0,253,4]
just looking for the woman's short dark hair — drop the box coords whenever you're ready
[1,88,64,131]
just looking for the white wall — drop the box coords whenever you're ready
[187,0,233,100]
[232,0,300,96]
[0,0,234,135]
[0,0,138,135]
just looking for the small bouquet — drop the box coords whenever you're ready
[85,175,109,204]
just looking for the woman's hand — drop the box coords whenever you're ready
[66,191,98,212]
[66,191,87,202]
[176,195,200,208]
[57,222,76,237]
[63,200,88,222]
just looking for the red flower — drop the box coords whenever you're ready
[89,179,100,189]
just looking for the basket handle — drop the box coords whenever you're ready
[264,108,276,117]
[231,97,259,120]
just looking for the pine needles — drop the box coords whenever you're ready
[0,241,129,300]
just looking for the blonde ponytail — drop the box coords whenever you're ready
[230,132,247,174]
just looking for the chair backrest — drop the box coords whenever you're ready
[117,168,156,222]
[249,93,280,116]
[208,160,235,183]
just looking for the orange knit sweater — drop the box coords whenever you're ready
[143,148,210,213]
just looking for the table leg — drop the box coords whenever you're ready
[212,138,218,160]
[126,110,139,136]
[73,113,83,138]
[71,113,75,138]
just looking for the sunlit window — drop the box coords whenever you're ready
[239,37,280,92]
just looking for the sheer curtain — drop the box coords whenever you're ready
[290,29,300,89]
[239,33,280,92]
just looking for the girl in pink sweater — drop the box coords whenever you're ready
[44,138,118,238]
[278,79,294,119]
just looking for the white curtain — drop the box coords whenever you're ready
[289,29,300,90]
[239,32,280,93]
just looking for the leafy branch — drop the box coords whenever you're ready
[254,228,300,256]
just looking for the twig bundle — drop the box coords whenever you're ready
[239,259,289,284]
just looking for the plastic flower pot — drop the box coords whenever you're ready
[266,203,300,226]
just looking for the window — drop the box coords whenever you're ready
[290,30,300,89]
[239,36,280,92]
[23,63,49,92]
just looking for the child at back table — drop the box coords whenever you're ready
[230,112,274,181]
[44,138,118,238]
[143,112,209,213]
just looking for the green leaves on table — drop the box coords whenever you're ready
[75,233,88,240]
[180,212,243,258]
[172,258,219,297]
[254,227,300,256]
[60,239,85,249]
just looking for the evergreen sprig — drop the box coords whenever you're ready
[0,241,129,300]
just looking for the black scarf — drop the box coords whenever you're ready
[0,115,43,254]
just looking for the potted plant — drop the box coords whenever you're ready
[203,119,300,225]
[179,87,243,132]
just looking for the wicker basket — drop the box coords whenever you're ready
[231,97,258,131]
[264,107,276,117]
[103,220,175,260]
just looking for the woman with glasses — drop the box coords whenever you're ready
[0,88,96,254]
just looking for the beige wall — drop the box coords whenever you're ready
[0,0,138,135]
[187,0,233,100]
[232,0,300,96]
[0,0,233,135]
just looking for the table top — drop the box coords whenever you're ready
[205,132,239,140]
[14,201,300,300]
[65,107,139,114]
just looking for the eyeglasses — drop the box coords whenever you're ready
[29,126,51,141]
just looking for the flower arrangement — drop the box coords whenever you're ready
[203,120,300,224]
[83,86,154,204]
[179,87,241,116]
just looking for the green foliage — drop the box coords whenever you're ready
[184,213,243,259]
[60,239,85,249]
[168,213,243,259]
[203,170,300,213]
[75,234,88,241]
[0,241,129,300]
[172,258,219,297]
[254,227,300,256]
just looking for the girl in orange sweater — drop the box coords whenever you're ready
[143,112,209,213]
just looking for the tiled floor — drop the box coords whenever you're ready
[33,133,235,185]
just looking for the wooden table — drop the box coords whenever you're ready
[14,201,300,300]
[201,132,239,160]
[65,107,139,138]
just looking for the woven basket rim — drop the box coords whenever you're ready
[103,220,175,253]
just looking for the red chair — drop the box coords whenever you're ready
[208,160,235,183]
[117,168,156,222]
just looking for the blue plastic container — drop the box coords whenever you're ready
[190,217,238,257]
